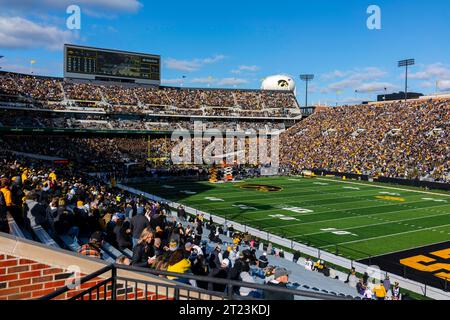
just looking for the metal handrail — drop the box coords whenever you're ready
[37,264,114,300]
[38,264,352,300]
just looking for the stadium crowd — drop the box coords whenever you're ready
[281,99,450,183]
[0,72,299,118]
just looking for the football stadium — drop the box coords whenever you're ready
[0,0,449,306]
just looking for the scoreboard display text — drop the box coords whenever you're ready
[65,45,160,81]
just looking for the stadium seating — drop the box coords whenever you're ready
[281,99,450,183]
[0,71,300,119]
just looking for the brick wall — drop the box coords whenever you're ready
[0,253,170,300]
[0,253,103,300]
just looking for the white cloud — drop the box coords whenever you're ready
[190,77,216,84]
[409,63,450,80]
[438,80,450,90]
[165,55,225,72]
[321,67,386,81]
[0,16,74,50]
[355,82,397,93]
[321,67,388,93]
[231,65,260,74]
[0,0,143,14]
[216,78,248,86]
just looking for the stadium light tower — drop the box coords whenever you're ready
[300,74,314,108]
[398,59,415,102]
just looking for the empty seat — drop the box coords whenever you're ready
[102,241,125,259]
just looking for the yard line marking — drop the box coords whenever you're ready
[260,202,450,227]
[379,192,401,196]
[292,211,450,237]
[320,223,450,248]
[316,178,450,198]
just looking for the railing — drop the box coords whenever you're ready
[38,264,350,301]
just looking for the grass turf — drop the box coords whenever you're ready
[128,176,450,260]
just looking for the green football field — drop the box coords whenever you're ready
[129,176,450,260]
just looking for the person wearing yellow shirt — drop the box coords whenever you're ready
[21,169,29,183]
[373,282,387,300]
[49,171,57,183]
[167,249,191,282]
[0,178,13,207]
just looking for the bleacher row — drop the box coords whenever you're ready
[5,207,359,299]
[0,71,301,118]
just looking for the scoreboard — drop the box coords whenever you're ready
[64,44,160,85]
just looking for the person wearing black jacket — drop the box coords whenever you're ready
[130,211,150,247]
[293,250,301,264]
[263,268,294,300]
[113,217,132,250]
[208,259,230,293]
[131,227,156,268]
[150,212,166,231]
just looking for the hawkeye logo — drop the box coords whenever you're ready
[240,184,283,192]
[278,79,289,88]
[400,248,450,281]
[375,195,406,202]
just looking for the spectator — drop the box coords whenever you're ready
[373,281,387,300]
[113,214,132,250]
[78,231,104,259]
[263,267,294,300]
[167,249,192,283]
[239,263,261,298]
[391,282,402,300]
[293,250,301,264]
[208,258,230,293]
[130,208,150,247]
[383,275,391,293]
[0,188,9,233]
[131,227,155,268]
[24,192,51,232]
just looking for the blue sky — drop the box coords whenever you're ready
[0,0,449,105]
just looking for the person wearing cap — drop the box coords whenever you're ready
[263,267,294,300]
[130,205,150,248]
[208,258,230,293]
[78,231,104,259]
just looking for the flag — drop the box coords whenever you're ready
[30,60,36,65]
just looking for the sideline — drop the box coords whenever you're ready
[317,178,450,198]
